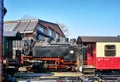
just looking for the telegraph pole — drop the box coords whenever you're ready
[0,0,3,81]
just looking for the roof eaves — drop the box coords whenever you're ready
[20,31,33,33]
[38,19,57,25]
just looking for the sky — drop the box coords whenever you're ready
[4,0,120,39]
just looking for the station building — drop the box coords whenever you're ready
[4,19,65,40]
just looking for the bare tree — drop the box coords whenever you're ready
[57,22,70,37]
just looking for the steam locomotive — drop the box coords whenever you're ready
[3,38,82,74]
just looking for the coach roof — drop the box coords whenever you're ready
[77,36,120,44]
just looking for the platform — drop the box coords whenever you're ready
[52,72,83,77]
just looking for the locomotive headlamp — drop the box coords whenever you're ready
[70,50,74,54]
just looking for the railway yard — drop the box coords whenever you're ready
[2,5,120,82]
[3,36,120,82]
[2,0,120,82]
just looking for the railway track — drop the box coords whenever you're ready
[99,75,120,81]
[8,72,120,82]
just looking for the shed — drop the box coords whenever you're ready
[3,31,22,58]
[3,31,22,40]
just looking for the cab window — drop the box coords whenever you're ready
[105,45,116,56]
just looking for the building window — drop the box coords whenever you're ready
[54,32,56,38]
[56,33,58,38]
[56,33,59,39]
[59,35,63,40]
[38,35,44,40]
[48,28,53,36]
[105,45,116,56]
[37,25,45,33]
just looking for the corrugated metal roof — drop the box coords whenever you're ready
[25,20,38,31]
[77,36,120,44]
[14,21,29,31]
[5,19,38,33]
[4,22,18,31]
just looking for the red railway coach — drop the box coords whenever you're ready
[77,36,120,73]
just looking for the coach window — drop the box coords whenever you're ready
[105,45,116,56]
